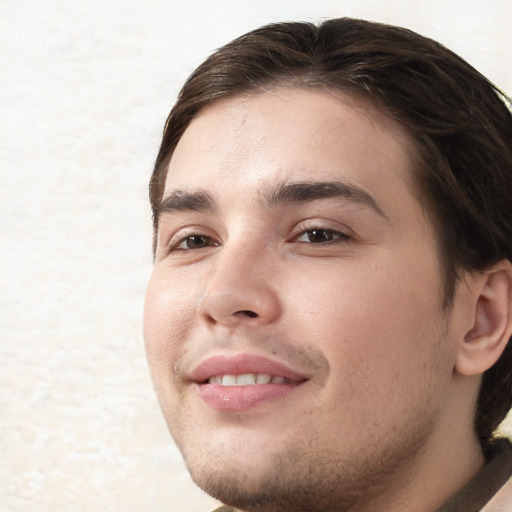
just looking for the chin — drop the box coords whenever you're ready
[180,437,360,512]
[189,464,356,512]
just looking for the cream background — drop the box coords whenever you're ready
[1,1,511,511]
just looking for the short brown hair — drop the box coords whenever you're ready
[150,18,512,451]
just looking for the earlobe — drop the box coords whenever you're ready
[455,262,512,377]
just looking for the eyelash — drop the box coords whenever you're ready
[166,226,351,254]
[292,228,351,245]
[168,233,219,252]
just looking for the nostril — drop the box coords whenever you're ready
[236,310,258,318]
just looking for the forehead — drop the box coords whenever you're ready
[164,88,416,210]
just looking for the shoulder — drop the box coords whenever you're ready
[481,438,512,512]
[481,474,512,512]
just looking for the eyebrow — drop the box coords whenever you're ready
[157,180,386,221]
[157,190,216,218]
[261,180,386,218]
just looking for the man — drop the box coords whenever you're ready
[143,18,512,512]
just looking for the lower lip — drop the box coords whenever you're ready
[197,383,302,411]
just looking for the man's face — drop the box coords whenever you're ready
[144,89,460,510]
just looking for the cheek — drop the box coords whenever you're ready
[287,256,447,382]
[285,265,451,441]
[143,268,197,374]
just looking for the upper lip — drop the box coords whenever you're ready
[188,353,310,384]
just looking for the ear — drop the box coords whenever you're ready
[455,261,512,376]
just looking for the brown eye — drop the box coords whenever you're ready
[307,229,334,243]
[178,235,217,250]
[295,229,349,244]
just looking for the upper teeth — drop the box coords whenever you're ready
[208,374,288,386]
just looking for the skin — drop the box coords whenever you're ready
[144,89,486,512]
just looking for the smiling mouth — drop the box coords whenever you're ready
[197,377,304,412]
[207,374,293,385]
[190,354,309,411]
[190,353,309,384]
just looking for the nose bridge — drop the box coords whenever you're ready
[198,238,281,326]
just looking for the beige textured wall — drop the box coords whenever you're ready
[1,1,511,510]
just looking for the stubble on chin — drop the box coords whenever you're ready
[182,420,430,512]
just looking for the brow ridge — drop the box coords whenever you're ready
[261,180,386,218]
[157,180,385,221]
[157,190,216,218]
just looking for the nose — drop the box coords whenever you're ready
[197,244,282,328]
